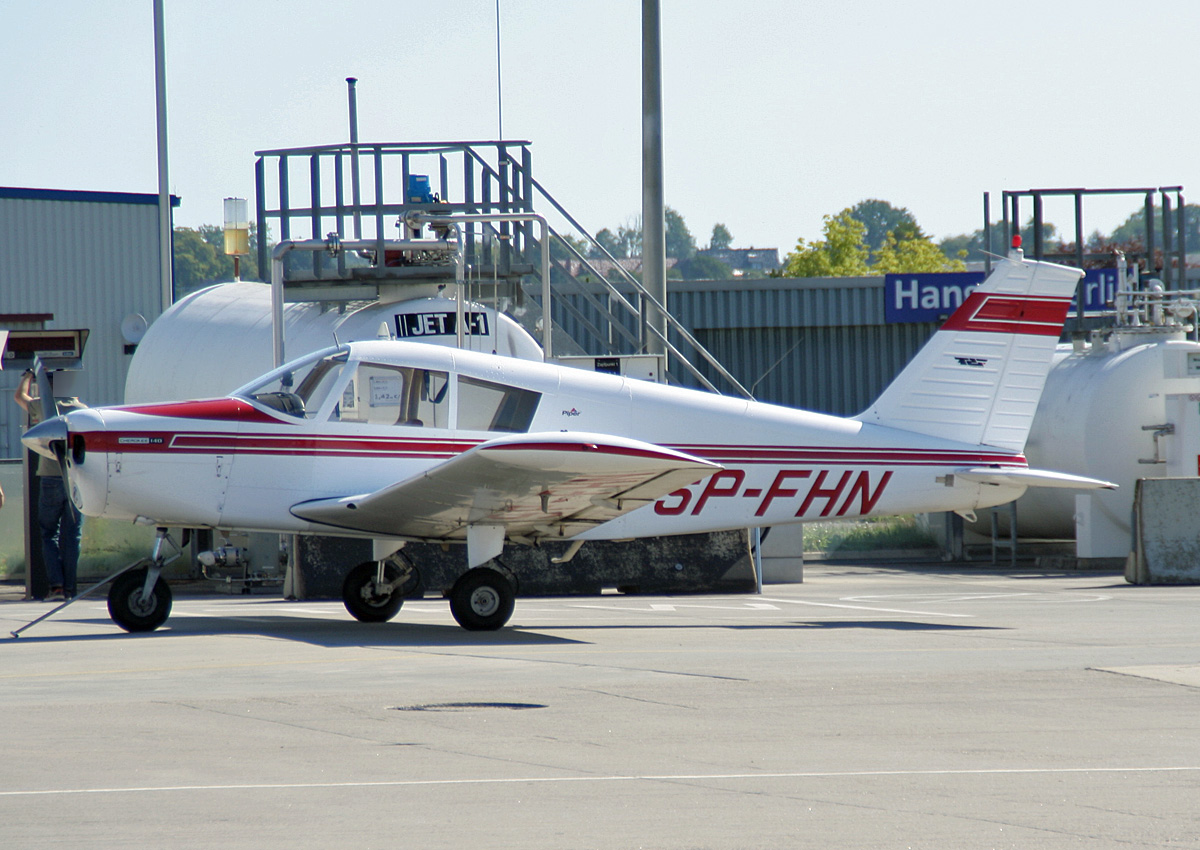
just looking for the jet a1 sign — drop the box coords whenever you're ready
[395,310,490,339]
[885,268,1121,323]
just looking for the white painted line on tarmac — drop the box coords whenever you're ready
[565,598,970,618]
[843,592,1113,605]
[3,765,1198,798]
[757,597,973,618]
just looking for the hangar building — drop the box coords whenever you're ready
[0,187,173,457]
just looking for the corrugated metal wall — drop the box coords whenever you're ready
[0,189,166,458]
[690,322,935,415]
[558,276,939,417]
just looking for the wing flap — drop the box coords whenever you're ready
[956,467,1117,490]
[290,432,721,546]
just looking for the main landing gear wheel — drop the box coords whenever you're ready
[342,561,410,623]
[108,566,173,633]
[449,568,515,631]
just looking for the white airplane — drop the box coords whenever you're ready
[23,247,1113,634]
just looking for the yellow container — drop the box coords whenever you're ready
[223,227,250,256]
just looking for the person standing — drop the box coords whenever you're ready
[15,371,85,601]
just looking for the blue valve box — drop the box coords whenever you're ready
[406,174,434,204]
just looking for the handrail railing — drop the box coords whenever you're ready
[254,139,752,397]
[515,165,753,398]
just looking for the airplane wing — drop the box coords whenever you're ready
[290,432,722,566]
[955,467,1117,490]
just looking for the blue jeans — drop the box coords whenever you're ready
[39,476,82,595]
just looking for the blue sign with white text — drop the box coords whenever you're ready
[884,269,1121,324]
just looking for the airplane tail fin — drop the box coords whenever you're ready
[855,250,1082,452]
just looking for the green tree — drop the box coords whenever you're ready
[709,223,733,250]
[172,227,225,296]
[1111,203,1200,251]
[664,207,696,259]
[617,218,642,259]
[592,227,622,258]
[591,208,699,260]
[674,254,733,280]
[173,223,266,299]
[847,199,920,262]
[937,231,980,262]
[548,233,593,284]
[551,233,590,262]
[938,219,1058,263]
[874,229,968,273]
[781,210,870,277]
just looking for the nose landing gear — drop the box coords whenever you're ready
[107,562,173,632]
[11,528,182,638]
[107,529,180,633]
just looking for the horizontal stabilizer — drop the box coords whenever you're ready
[955,467,1117,490]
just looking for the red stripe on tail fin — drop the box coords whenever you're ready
[941,293,1071,336]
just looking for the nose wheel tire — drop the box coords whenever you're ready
[449,568,515,631]
[108,567,173,633]
[342,561,408,623]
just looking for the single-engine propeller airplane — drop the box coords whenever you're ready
[22,247,1114,634]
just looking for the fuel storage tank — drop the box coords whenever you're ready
[125,281,543,403]
[1005,326,1200,556]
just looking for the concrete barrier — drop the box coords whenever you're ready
[760,524,803,583]
[1127,477,1200,584]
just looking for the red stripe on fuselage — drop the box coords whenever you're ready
[115,398,284,424]
[80,430,1029,469]
[85,430,474,458]
[940,293,1069,336]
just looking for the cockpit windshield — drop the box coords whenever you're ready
[234,347,349,419]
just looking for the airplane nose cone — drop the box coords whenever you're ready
[21,416,68,460]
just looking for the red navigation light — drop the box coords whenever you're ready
[1012,233,1023,250]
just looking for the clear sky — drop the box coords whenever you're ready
[3,0,1197,256]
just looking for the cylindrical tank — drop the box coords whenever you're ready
[125,281,543,403]
[1003,329,1200,541]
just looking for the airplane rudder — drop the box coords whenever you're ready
[938,257,1080,338]
[855,255,1079,448]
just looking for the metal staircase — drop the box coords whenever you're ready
[253,140,750,397]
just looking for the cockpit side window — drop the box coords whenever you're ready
[245,351,348,419]
[332,362,449,428]
[294,355,347,414]
[458,376,540,433]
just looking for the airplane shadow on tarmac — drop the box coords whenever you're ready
[785,620,1008,631]
[2,612,587,649]
[3,613,1009,647]
[504,620,1009,633]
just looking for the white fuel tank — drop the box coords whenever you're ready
[1008,329,1200,544]
[125,281,543,403]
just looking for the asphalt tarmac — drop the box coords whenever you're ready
[3,563,1200,850]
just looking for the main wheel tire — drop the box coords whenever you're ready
[449,568,515,631]
[108,567,173,633]
[342,561,407,623]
